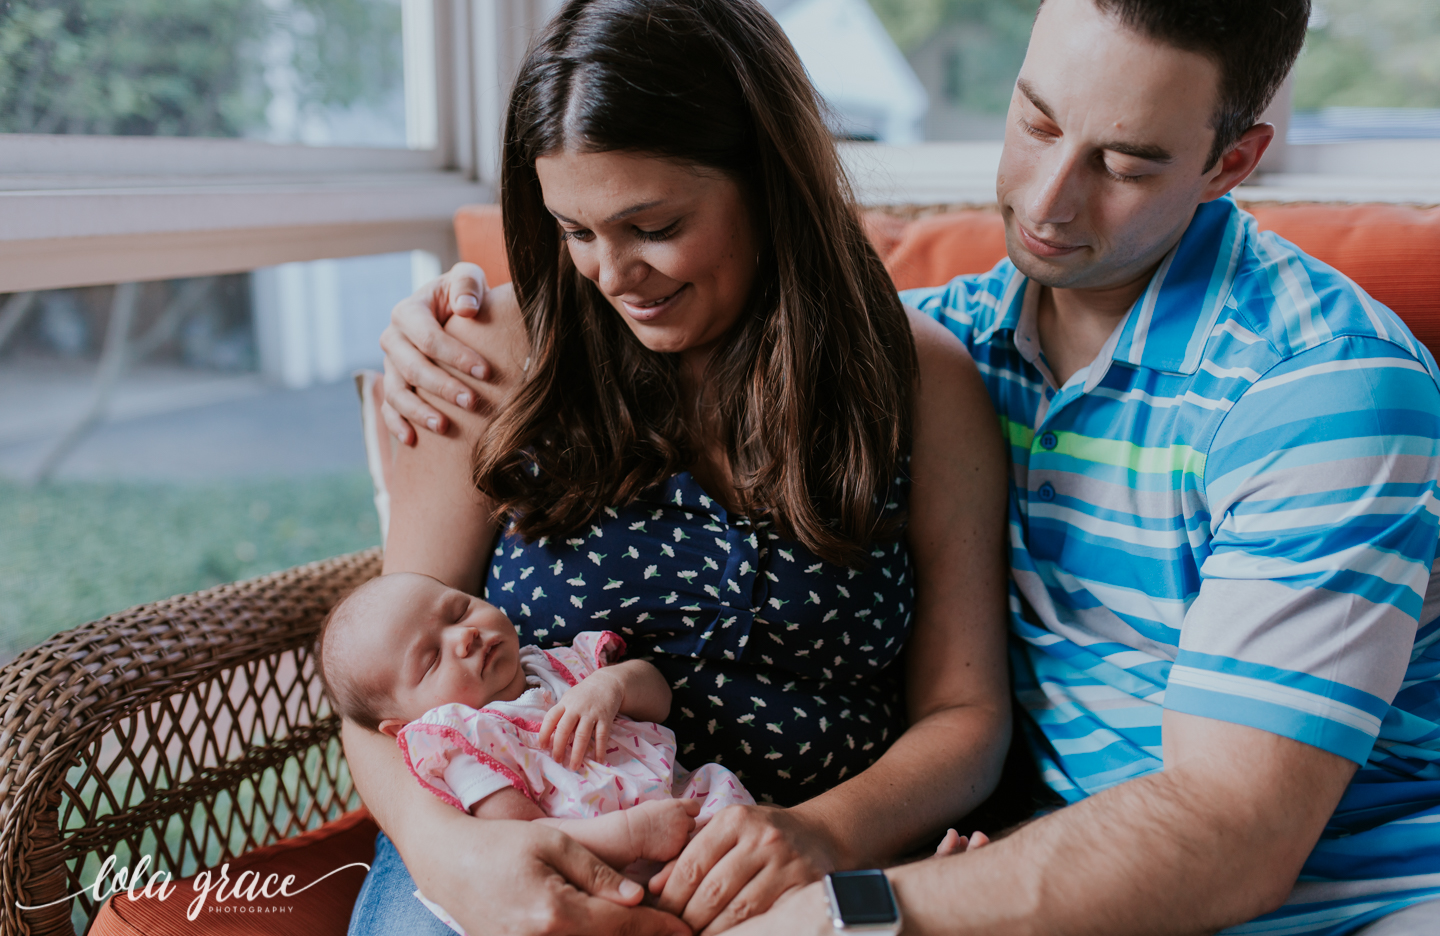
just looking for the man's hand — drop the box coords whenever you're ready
[649,804,839,936]
[380,262,498,444]
[540,669,627,769]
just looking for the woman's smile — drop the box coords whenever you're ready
[534,148,758,363]
[619,283,690,322]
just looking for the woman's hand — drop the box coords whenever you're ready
[344,720,690,936]
[648,804,839,936]
[417,815,693,936]
[380,262,502,444]
[712,882,831,936]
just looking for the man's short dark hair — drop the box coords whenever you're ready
[1088,0,1311,170]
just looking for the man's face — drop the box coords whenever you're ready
[997,0,1227,291]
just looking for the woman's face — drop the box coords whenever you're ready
[534,149,760,363]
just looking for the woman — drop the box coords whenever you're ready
[344,1,1010,934]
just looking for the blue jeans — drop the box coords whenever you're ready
[348,831,454,936]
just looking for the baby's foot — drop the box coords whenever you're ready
[935,828,990,857]
[621,798,702,863]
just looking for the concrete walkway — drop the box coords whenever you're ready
[0,360,370,482]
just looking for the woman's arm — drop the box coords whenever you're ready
[351,287,686,936]
[380,283,530,586]
[651,310,1012,934]
[345,720,688,936]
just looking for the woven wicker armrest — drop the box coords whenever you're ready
[0,547,381,936]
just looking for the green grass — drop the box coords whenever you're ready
[0,471,381,658]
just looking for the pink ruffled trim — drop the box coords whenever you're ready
[482,709,543,733]
[593,631,627,665]
[542,649,579,687]
[397,721,538,810]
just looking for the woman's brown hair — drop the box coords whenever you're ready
[476,0,917,568]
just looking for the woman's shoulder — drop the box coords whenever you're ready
[443,282,532,395]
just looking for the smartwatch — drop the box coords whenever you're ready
[824,870,902,935]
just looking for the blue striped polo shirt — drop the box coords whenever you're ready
[903,194,1440,935]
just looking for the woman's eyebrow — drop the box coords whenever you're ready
[547,200,667,226]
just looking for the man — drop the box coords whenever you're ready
[380,1,1440,932]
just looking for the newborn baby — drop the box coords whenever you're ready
[315,572,753,907]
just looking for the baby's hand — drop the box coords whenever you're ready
[934,828,990,857]
[623,798,702,863]
[539,669,626,769]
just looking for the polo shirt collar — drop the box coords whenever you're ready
[978,195,1248,379]
[1108,194,1248,376]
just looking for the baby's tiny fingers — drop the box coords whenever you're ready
[570,716,597,770]
[539,705,565,747]
[552,710,580,761]
[595,722,611,764]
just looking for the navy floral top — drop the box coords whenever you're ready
[484,471,915,805]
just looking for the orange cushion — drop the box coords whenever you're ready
[880,209,1008,291]
[453,201,1440,360]
[89,809,377,936]
[454,203,511,286]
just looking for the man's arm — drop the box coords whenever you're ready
[728,710,1356,936]
[889,711,1356,935]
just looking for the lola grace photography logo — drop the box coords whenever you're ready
[17,852,371,920]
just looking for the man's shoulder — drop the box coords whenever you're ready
[1221,219,1438,380]
[898,258,1020,340]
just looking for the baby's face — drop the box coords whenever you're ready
[347,573,528,729]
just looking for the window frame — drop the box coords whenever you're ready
[4,0,1436,297]
[0,0,558,294]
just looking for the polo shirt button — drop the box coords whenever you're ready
[1037,482,1055,501]
[1040,432,1057,450]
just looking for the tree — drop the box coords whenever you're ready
[0,0,403,138]
[1294,0,1440,110]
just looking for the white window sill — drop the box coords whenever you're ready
[840,139,1440,208]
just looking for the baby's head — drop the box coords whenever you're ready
[315,572,528,737]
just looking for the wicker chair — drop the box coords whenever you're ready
[0,548,382,936]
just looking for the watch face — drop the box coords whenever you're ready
[829,871,898,925]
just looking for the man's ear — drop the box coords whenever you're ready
[378,718,406,738]
[1202,123,1275,202]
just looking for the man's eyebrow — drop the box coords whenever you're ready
[1016,79,1056,122]
[1017,78,1173,164]
[1101,140,1174,163]
[548,200,667,226]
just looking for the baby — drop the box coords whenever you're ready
[315,572,753,893]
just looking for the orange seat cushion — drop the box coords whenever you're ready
[880,209,1009,291]
[454,201,1440,360]
[455,203,511,286]
[89,809,378,936]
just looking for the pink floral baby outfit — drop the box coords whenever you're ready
[399,630,751,818]
[397,631,752,933]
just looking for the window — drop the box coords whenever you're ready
[0,252,422,663]
[767,0,1440,204]
[0,0,521,295]
[1292,0,1440,143]
[0,0,415,147]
